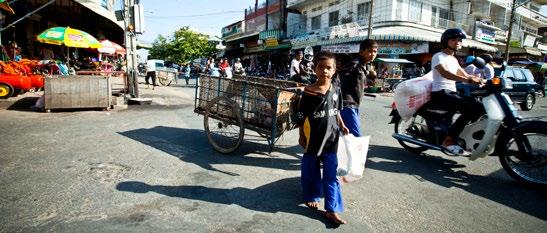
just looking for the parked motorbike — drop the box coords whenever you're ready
[389,64,547,187]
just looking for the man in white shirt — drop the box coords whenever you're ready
[290,51,303,79]
[430,28,482,156]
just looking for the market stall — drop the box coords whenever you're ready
[373,58,415,92]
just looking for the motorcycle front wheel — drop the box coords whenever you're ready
[497,121,547,187]
[394,114,428,154]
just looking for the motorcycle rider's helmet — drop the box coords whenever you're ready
[304,46,314,62]
[479,54,493,64]
[441,28,466,49]
[465,56,476,66]
[236,58,241,62]
[472,57,486,69]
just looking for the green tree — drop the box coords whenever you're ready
[149,35,170,60]
[148,26,217,63]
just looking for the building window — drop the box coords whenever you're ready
[431,6,437,26]
[357,2,370,22]
[395,0,403,20]
[408,0,422,23]
[311,15,322,30]
[101,0,108,9]
[529,3,540,12]
[329,11,339,27]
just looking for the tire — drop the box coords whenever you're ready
[394,114,428,154]
[496,121,547,187]
[520,93,534,111]
[157,76,172,86]
[0,83,14,99]
[204,96,244,153]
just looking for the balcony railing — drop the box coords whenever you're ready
[222,28,244,39]
[516,6,547,25]
[287,0,313,8]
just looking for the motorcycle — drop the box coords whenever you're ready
[389,64,547,187]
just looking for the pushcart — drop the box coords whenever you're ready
[194,74,304,153]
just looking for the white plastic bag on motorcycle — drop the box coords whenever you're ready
[394,71,434,120]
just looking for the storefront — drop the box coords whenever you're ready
[1,0,123,60]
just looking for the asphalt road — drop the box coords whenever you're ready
[0,80,546,233]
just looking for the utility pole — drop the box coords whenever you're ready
[504,0,517,63]
[504,0,532,63]
[124,0,139,98]
[265,0,269,31]
[367,0,374,37]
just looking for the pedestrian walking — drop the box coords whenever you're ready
[290,51,303,80]
[296,51,349,225]
[338,39,378,137]
[184,64,191,85]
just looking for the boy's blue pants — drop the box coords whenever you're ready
[301,152,344,213]
[341,107,361,137]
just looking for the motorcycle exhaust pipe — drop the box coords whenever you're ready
[392,133,443,151]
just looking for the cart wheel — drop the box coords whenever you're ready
[204,96,244,153]
[0,83,14,99]
[158,76,172,86]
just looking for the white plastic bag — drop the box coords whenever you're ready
[394,71,433,121]
[337,134,370,183]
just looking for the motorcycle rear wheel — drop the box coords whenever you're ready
[497,121,547,187]
[394,115,428,154]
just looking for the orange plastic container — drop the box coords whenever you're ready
[27,74,44,89]
[0,74,33,90]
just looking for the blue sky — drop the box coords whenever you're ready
[137,0,547,44]
[138,0,252,43]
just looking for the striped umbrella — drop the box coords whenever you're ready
[98,40,126,54]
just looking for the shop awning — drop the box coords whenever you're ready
[74,0,123,29]
[509,47,543,56]
[370,26,440,43]
[375,58,414,64]
[462,39,498,52]
[525,47,542,56]
[291,25,497,52]
[225,32,259,43]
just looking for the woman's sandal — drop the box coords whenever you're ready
[324,212,347,225]
[305,202,319,210]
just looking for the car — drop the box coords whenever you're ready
[456,66,541,111]
[495,66,541,111]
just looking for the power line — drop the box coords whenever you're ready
[146,10,243,19]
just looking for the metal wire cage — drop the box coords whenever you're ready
[194,74,304,153]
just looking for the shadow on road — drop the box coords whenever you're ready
[367,144,547,220]
[118,126,302,176]
[3,96,39,112]
[116,177,341,228]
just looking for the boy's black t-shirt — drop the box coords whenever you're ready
[297,82,343,155]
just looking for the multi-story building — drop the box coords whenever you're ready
[221,0,291,71]
[287,0,546,63]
